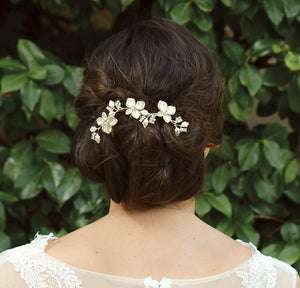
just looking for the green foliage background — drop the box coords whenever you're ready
[0,0,300,272]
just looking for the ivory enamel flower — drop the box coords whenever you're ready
[157,100,176,123]
[96,112,118,134]
[125,98,146,119]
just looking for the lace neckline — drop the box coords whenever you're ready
[39,233,258,284]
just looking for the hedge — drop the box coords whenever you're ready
[0,0,300,272]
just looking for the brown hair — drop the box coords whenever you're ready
[73,18,223,211]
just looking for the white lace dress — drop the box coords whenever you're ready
[0,234,297,288]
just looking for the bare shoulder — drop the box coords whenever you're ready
[297,275,300,288]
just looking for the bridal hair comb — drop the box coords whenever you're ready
[90,98,189,143]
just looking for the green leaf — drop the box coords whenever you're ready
[1,72,28,93]
[228,99,252,122]
[284,159,298,184]
[206,193,232,217]
[221,0,236,7]
[256,87,272,104]
[216,219,236,237]
[212,164,231,193]
[66,101,79,130]
[278,244,300,265]
[42,162,65,198]
[281,222,300,242]
[56,168,82,204]
[254,177,278,203]
[17,39,46,68]
[284,185,300,205]
[285,52,300,71]
[19,170,43,199]
[20,80,42,111]
[120,0,134,11]
[262,139,284,171]
[262,0,284,25]
[0,201,6,230]
[0,231,11,252]
[193,10,213,32]
[236,223,260,246]
[262,243,282,258]
[39,88,57,122]
[252,39,274,57]
[227,71,239,96]
[222,40,245,66]
[287,79,300,113]
[170,2,193,25]
[3,141,33,181]
[44,64,65,85]
[239,64,262,97]
[212,138,234,160]
[0,56,25,71]
[194,0,216,12]
[62,66,84,96]
[195,195,211,218]
[27,65,47,80]
[36,129,70,154]
[238,141,260,171]
[283,0,300,19]
[262,66,289,87]
[262,123,289,147]
[0,191,19,205]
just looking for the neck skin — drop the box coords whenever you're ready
[105,198,199,233]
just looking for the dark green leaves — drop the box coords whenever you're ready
[17,39,46,68]
[222,40,245,66]
[20,80,41,111]
[237,140,260,171]
[44,64,65,85]
[62,66,84,96]
[170,2,192,24]
[1,72,27,93]
[36,129,70,154]
[206,193,232,217]
[0,56,25,71]
[56,168,82,204]
[262,0,284,25]
[239,64,262,97]
[262,139,284,171]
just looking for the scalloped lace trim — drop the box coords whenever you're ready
[235,241,277,288]
[5,233,83,288]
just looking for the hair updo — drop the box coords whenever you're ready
[73,18,223,211]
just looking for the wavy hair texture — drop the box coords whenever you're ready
[73,18,223,211]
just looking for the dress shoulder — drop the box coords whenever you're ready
[235,240,298,288]
[0,233,83,288]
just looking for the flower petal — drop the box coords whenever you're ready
[125,108,132,115]
[108,100,114,108]
[157,111,164,117]
[108,117,118,126]
[96,117,104,125]
[166,105,176,115]
[102,124,112,134]
[101,112,108,119]
[90,126,97,132]
[163,114,172,123]
[95,134,101,143]
[131,109,141,119]
[157,100,168,111]
[126,98,136,108]
[136,101,145,110]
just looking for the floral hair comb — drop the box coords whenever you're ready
[90,98,189,143]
